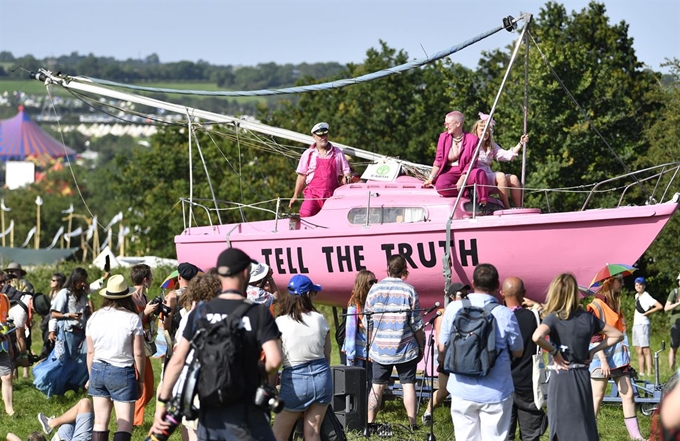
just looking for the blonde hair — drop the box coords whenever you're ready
[470,119,495,152]
[542,273,582,320]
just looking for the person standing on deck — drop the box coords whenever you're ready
[290,122,352,217]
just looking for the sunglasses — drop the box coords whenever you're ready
[368,279,378,286]
[313,130,329,136]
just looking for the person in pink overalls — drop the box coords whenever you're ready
[423,111,490,208]
[290,122,352,217]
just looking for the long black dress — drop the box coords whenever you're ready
[542,309,604,441]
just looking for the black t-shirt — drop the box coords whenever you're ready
[182,297,281,403]
[511,308,539,391]
[542,308,604,364]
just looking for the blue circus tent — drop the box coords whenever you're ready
[0,106,76,162]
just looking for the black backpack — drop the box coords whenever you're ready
[192,300,256,407]
[442,298,501,377]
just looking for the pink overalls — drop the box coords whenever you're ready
[300,153,338,217]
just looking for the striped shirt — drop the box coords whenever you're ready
[364,277,423,365]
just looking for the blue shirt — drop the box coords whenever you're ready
[364,277,423,365]
[439,293,523,403]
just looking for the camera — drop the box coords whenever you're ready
[145,406,182,441]
[254,383,284,414]
[150,296,172,317]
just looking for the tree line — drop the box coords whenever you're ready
[2,1,679,293]
[0,50,345,91]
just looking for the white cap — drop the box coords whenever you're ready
[311,122,329,134]
[249,262,270,283]
[677,272,680,281]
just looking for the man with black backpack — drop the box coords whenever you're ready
[438,263,523,441]
[151,248,282,441]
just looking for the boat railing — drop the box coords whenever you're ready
[580,162,680,211]
[178,197,283,232]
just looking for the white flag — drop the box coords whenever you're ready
[21,226,37,248]
[86,216,97,241]
[35,196,43,206]
[61,204,74,214]
[117,226,130,249]
[0,220,14,239]
[46,226,65,250]
[63,226,83,243]
[0,199,11,212]
[105,212,123,231]
[99,235,110,251]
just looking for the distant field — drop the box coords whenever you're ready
[0,79,267,105]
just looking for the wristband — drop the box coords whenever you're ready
[549,346,558,356]
[157,396,170,404]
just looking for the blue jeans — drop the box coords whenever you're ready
[279,359,332,412]
[89,361,137,402]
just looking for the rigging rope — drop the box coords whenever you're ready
[77,16,526,97]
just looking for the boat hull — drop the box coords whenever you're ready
[176,195,678,307]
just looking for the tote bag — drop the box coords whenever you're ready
[532,309,549,409]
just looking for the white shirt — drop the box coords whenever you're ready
[8,294,33,328]
[86,306,143,368]
[633,291,657,326]
[276,311,329,368]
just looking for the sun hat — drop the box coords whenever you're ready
[287,275,322,295]
[634,277,646,285]
[216,248,257,277]
[32,293,51,316]
[249,262,270,284]
[446,282,471,297]
[311,122,329,135]
[3,262,26,276]
[99,274,134,299]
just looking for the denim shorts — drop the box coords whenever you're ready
[89,361,137,402]
[279,359,332,412]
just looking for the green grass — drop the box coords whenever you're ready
[0,303,673,440]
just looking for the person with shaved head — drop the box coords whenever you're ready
[501,277,547,441]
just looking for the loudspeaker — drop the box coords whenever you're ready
[331,365,366,431]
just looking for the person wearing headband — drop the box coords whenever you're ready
[470,112,528,209]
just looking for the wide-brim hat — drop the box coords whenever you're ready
[32,293,51,316]
[4,262,26,276]
[249,262,270,284]
[99,274,134,299]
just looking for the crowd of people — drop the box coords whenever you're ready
[0,250,679,441]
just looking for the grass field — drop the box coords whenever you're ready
[0,302,673,440]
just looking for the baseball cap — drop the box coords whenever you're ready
[287,275,322,295]
[311,122,329,135]
[634,277,645,285]
[249,262,270,284]
[216,248,257,277]
[178,262,201,281]
[447,282,471,297]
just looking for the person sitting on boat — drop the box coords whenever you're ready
[471,112,528,209]
[290,122,352,217]
[423,111,490,208]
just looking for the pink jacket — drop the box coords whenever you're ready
[431,131,479,184]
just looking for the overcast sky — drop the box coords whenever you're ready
[1,0,678,73]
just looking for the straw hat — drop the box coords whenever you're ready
[99,275,134,299]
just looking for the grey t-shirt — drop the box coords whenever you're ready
[542,309,604,364]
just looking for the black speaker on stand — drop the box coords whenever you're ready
[331,365,366,431]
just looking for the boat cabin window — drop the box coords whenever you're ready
[348,207,427,225]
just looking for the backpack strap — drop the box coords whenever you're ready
[482,301,500,315]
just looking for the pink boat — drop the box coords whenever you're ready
[175,168,680,306]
